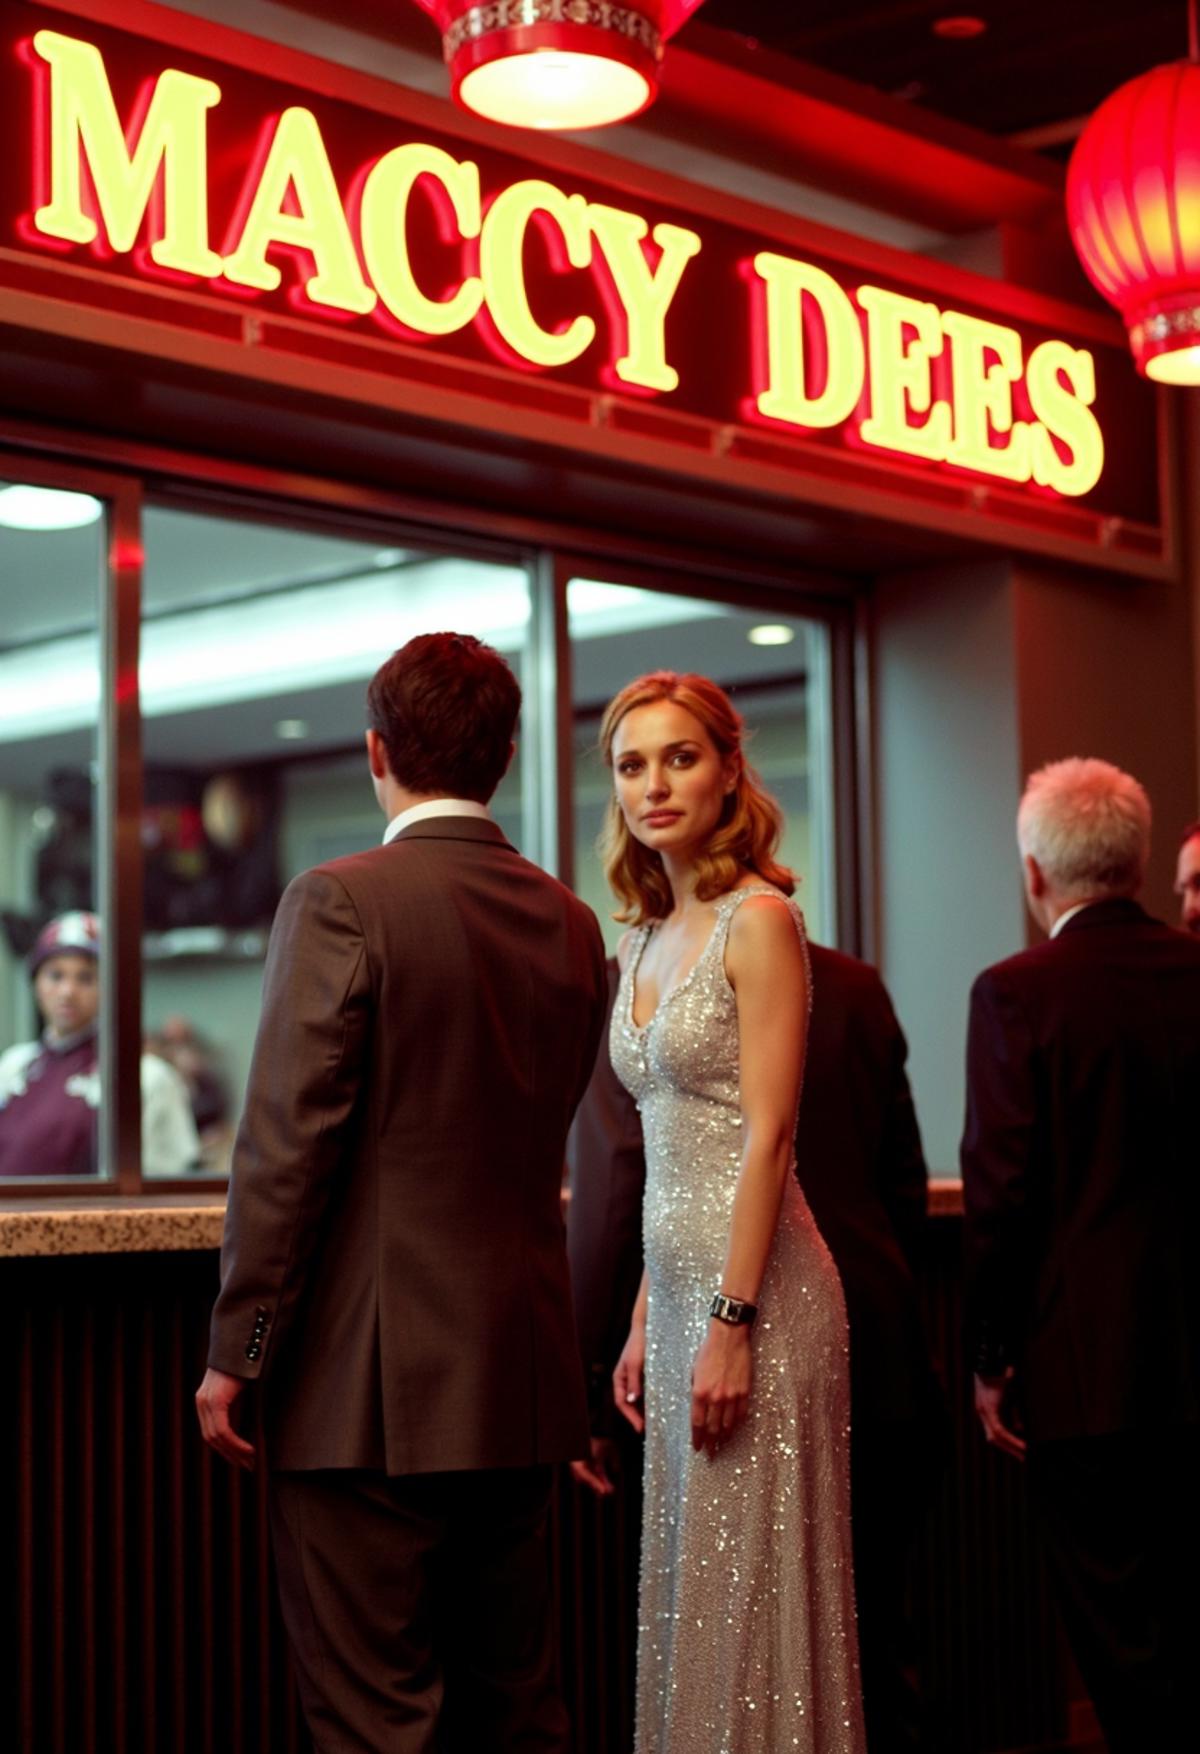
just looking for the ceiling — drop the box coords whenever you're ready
[695,1,1186,149]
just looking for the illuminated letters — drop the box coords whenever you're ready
[1026,341,1105,497]
[753,253,865,428]
[941,310,1031,483]
[360,144,482,336]
[858,285,951,462]
[479,180,595,368]
[223,106,375,314]
[587,207,701,392]
[32,29,221,277]
[21,31,1108,501]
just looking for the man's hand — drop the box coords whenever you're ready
[195,1367,256,1470]
[570,1435,618,1498]
[974,1368,1026,1461]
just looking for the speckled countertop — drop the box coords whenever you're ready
[0,1194,227,1258]
[0,1180,966,1259]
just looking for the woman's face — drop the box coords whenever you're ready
[34,952,99,1040]
[611,699,736,861]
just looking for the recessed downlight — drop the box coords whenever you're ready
[932,16,988,40]
[275,718,309,740]
[0,485,104,531]
[747,624,796,648]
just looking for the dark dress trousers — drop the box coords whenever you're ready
[962,898,1200,1754]
[567,944,942,1754]
[210,816,607,1754]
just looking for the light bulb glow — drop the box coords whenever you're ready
[459,51,651,131]
[1144,343,1200,384]
[747,624,797,648]
[0,485,103,531]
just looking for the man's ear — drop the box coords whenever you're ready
[366,729,388,781]
[1023,853,1046,899]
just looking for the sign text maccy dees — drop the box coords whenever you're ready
[0,8,1161,518]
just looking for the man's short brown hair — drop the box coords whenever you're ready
[366,632,520,803]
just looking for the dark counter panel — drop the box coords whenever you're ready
[5,1221,1076,1754]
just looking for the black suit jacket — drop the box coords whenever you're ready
[210,816,607,1475]
[566,944,936,1431]
[962,898,1200,1443]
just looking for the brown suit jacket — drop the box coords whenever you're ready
[209,815,607,1475]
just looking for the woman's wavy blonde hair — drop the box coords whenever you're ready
[599,670,796,925]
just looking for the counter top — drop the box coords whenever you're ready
[0,1194,226,1258]
[0,1180,967,1258]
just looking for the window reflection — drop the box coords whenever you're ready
[140,505,533,1176]
[568,582,835,952]
[0,482,105,1179]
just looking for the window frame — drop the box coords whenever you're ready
[0,438,863,1199]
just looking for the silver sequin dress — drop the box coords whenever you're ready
[611,886,866,1754]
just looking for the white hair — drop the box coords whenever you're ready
[1017,758,1151,899]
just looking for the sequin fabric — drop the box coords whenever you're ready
[611,886,865,1754]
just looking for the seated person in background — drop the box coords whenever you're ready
[0,912,199,1178]
[144,1014,232,1172]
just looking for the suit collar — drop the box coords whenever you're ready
[391,816,515,851]
[1055,896,1148,935]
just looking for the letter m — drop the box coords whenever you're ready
[32,30,220,276]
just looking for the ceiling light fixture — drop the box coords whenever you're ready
[747,624,796,648]
[411,1,707,131]
[275,718,310,740]
[0,485,104,531]
[1067,0,1200,383]
[932,16,987,40]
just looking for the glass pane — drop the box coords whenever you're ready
[0,481,105,1181]
[140,505,533,1177]
[568,582,836,955]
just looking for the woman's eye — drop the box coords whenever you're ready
[671,752,695,767]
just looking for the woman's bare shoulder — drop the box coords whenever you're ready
[615,925,641,973]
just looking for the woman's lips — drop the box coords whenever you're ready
[642,811,682,826]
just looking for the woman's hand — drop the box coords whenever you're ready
[690,1322,752,1457]
[613,1322,647,1433]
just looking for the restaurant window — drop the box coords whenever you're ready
[0,479,106,1183]
[139,501,535,1177]
[567,579,836,954]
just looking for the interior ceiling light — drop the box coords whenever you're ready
[747,624,796,647]
[411,1,707,131]
[932,16,987,40]
[1067,1,1200,384]
[0,485,103,531]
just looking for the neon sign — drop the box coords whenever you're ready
[9,21,1116,502]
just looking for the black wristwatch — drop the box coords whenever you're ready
[709,1292,758,1327]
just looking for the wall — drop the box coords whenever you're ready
[872,561,1026,1177]
[872,547,1200,1178]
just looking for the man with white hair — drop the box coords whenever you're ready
[961,757,1200,1754]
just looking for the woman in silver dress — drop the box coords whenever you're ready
[600,671,866,1754]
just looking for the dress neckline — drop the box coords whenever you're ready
[627,883,791,1035]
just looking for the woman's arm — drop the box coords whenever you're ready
[613,1268,649,1433]
[690,895,809,1456]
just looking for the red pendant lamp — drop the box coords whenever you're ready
[411,1,707,131]
[1067,2,1200,383]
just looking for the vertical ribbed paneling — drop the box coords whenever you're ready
[4,1229,1074,1754]
[5,1253,311,1754]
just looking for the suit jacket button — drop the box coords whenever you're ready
[245,1343,261,1361]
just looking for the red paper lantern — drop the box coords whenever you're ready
[411,1,706,131]
[1068,57,1200,383]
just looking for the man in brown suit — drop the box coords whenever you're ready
[196,633,607,1754]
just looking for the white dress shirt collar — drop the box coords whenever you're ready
[382,798,492,845]
[1050,901,1092,939]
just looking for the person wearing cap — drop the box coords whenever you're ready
[0,911,199,1179]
